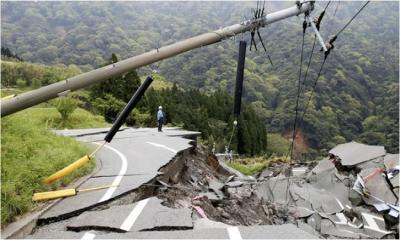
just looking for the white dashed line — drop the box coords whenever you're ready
[146,141,177,153]
[97,144,128,203]
[335,197,344,210]
[120,198,150,231]
[227,226,243,240]
[80,143,128,240]
[81,232,96,240]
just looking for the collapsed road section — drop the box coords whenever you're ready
[24,129,398,239]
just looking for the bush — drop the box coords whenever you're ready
[266,133,290,156]
[54,95,80,124]
[16,78,26,88]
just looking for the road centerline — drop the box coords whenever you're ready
[120,198,150,231]
[81,232,96,240]
[96,143,128,203]
[227,226,243,240]
[146,141,177,153]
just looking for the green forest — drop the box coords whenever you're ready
[1,1,399,155]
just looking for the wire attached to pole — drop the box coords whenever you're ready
[335,1,370,37]
[227,120,238,153]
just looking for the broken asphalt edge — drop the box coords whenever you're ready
[1,142,103,239]
[24,142,199,237]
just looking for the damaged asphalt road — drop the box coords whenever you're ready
[25,130,398,239]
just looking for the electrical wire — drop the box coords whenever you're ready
[288,18,307,161]
[294,1,370,138]
[335,1,370,37]
[296,56,328,134]
[299,35,316,97]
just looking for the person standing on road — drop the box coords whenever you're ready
[157,106,164,132]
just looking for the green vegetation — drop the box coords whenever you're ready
[266,133,290,156]
[86,54,266,155]
[19,107,110,129]
[1,60,82,89]
[227,156,287,176]
[1,1,398,155]
[0,107,110,226]
[54,94,79,124]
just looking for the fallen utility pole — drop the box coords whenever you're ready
[1,1,314,117]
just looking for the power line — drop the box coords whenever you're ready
[335,1,370,37]
[300,35,316,96]
[293,0,370,149]
[297,56,328,133]
[288,17,308,161]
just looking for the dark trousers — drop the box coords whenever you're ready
[158,118,163,131]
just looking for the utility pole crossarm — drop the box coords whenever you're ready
[1,1,313,117]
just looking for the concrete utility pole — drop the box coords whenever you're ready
[1,1,314,117]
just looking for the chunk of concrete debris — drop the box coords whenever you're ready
[309,158,334,175]
[292,167,308,176]
[291,184,344,214]
[290,206,314,218]
[385,165,400,189]
[208,179,224,199]
[319,218,371,239]
[255,177,291,204]
[224,181,243,188]
[359,168,397,206]
[384,154,399,170]
[329,141,386,166]
[258,169,273,180]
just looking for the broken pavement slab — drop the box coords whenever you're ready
[291,167,308,176]
[238,224,318,239]
[309,158,334,175]
[329,141,386,166]
[67,197,193,232]
[255,177,291,204]
[38,128,193,221]
[359,168,397,206]
[39,174,155,220]
[208,179,225,199]
[384,154,400,188]
[291,184,344,214]
[384,154,399,170]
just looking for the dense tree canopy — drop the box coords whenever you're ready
[1,1,398,154]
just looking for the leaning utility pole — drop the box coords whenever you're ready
[1,1,315,117]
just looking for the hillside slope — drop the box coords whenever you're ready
[1,1,398,152]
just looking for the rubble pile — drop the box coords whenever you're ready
[155,144,293,226]
[153,141,399,238]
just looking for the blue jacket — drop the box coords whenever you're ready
[157,110,164,120]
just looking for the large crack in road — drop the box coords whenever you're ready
[21,129,399,239]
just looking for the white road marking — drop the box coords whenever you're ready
[80,143,128,240]
[120,198,149,231]
[146,141,177,153]
[97,144,128,202]
[335,197,344,210]
[334,212,392,234]
[81,232,96,240]
[227,226,243,240]
[363,212,392,234]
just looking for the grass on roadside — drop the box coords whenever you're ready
[226,156,288,176]
[1,107,108,227]
[24,107,111,129]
